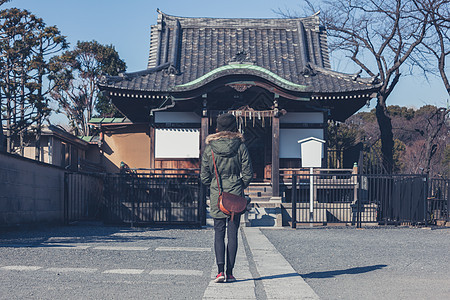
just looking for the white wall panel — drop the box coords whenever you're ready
[279,129,324,158]
[155,128,199,158]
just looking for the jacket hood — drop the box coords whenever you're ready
[206,131,244,157]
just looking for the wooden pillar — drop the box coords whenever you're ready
[199,95,209,226]
[149,124,155,169]
[200,95,209,156]
[271,99,280,197]
[323,111,328,168]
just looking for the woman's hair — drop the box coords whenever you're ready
[216,113,237,132]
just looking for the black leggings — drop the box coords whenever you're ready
[213,215,241,275]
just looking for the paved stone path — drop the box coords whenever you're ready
[3,225,447,299]
[243,228,319,299]
[0,225,319,299]
[202,228,320,299]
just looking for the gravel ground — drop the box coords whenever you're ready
[0,224,215,300]
[2,224,449,300]
[262,226,450,300]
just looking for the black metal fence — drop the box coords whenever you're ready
[64,170,206,226]
[64,172,104,224]
[287,172,448,227]
[102,172,204,226]
[64,169,447,228]
[428,178,449,223]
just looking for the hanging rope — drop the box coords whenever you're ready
[229,105,278,128]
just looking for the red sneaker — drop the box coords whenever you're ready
[226,275,236,282]
[214,272,225,283]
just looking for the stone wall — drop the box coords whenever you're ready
[0,152,65,227]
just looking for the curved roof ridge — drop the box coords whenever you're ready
[310,63,380,86]
[171,63,311,92]
[156,8,320,26]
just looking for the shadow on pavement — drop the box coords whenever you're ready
[301,264,388,279]
[235,264,388,283]
[0,224,180,248]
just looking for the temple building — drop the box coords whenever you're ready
[96,10,381,197]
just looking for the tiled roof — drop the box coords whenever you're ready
[99,11,380,94]
[78,135,100,144]
[88,117,132,124]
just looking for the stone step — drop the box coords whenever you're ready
[245,202,282,227]
[247,188,272,192]
[206,199,282,227]
[245,184,273,201]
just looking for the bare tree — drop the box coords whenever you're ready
[419,107,449,174]
[278,0,432,172]
[49,41,125,136]
[414,0,450,95]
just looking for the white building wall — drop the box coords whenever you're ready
[279,128,324,158]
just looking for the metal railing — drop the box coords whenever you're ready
[102,171,204,226]
[287,172,434,228]
[64,169,206,226]
[64,172,103,224]
[428,178,449,223]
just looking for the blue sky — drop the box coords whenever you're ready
[3,0,449,119]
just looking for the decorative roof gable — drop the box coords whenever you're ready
[100,10,380,96]
[147,10,330,73]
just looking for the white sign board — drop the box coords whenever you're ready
[155,128,199,158]
[298,137,325,168]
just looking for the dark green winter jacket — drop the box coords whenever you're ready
[200,131,253,219]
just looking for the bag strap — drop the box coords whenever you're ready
[211,149,222,194]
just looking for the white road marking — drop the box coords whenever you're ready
[44,267,97,273]
[1,266,42,271]
[149,269,203,276]
[0,244,90,249]
[43,244,91,250]
[92,246,150,251]
[155,247,211,252]
[103,269,145,274]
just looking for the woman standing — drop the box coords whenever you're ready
[200,113,253,283]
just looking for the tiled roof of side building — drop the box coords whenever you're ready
[88,117,131,124]
[99,10,380,94]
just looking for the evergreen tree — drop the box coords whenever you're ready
[0,8,67,156]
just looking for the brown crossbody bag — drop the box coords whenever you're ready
[211,149,247,221]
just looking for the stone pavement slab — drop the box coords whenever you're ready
[244,228,320,300]
[202,229,256,299]
[262,227,450,300]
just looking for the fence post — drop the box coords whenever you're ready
[424,176,428,227]
[200,183,206,226]
[292,175,297,229]
[64,172,69,225]
[309,168,314,226]
[357,175,362,228]
[131,176,135,227]
[447,180,450,223]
